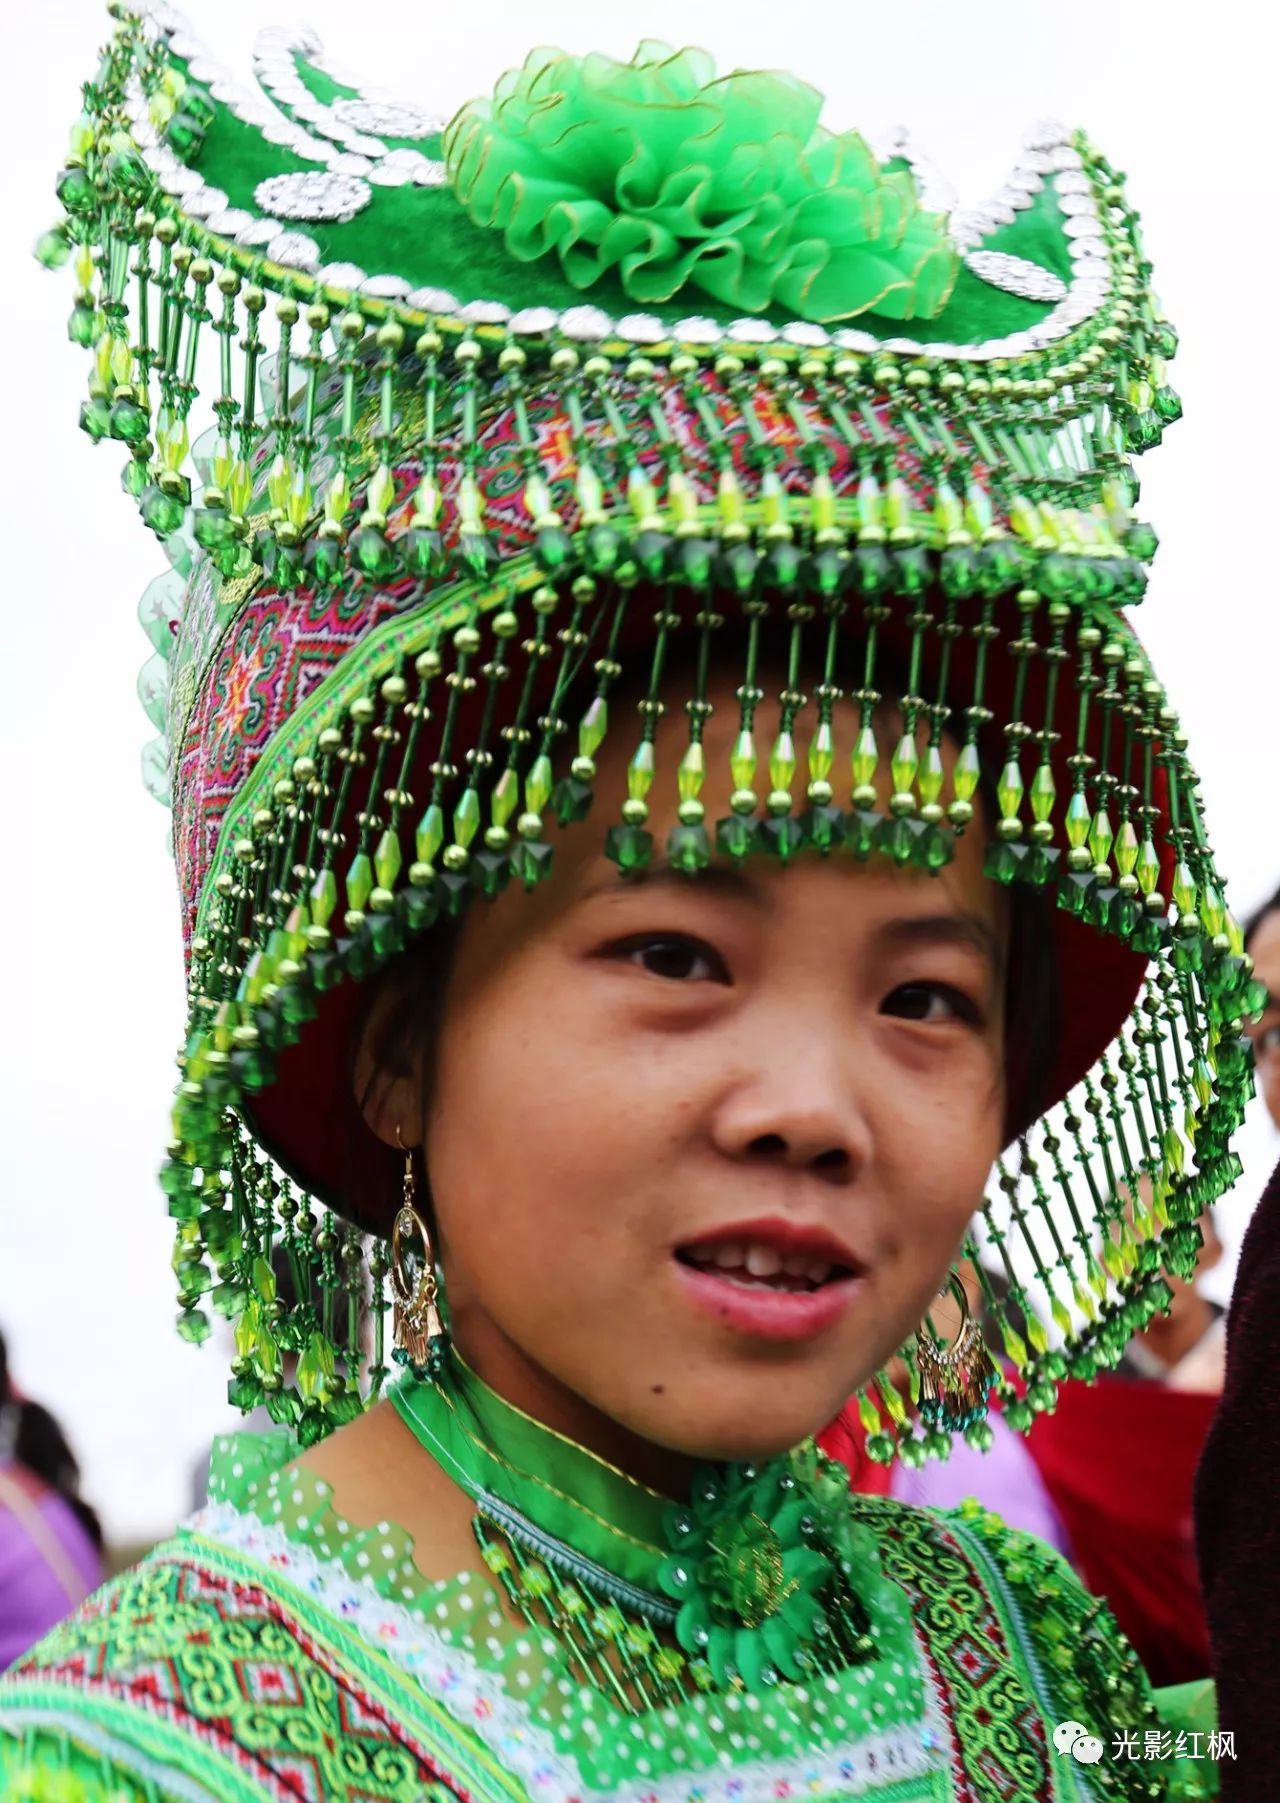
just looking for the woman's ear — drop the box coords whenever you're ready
[352,982,425,1151]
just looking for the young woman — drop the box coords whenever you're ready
[3,11,1255,1800]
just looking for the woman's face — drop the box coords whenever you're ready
[376,674,1009,1464]
[1246,908,1280,1128]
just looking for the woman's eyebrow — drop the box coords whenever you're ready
[877,912,1005,975]
[576,858,772,910]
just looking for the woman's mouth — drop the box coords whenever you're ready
[672,1221,865,1342]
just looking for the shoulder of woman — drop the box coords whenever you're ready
[851,1492,1162,1726]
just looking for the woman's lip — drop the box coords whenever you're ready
[672,1258,863,1343]
[675,1214,862,1271]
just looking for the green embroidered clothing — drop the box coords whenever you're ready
[0,1368,1216,1802]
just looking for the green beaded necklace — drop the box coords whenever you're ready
[391,1355,882,1709]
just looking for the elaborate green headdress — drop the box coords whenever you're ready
[39,3,1262,1458]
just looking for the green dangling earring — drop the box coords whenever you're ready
[390,1135,448,1380]
[914,1272,997,1433]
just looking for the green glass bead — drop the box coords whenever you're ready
[851,724,878,790]
[579,696,608,758]
[761,539,803,595]
[673,536,715,588]
[163,111,207,158]
[106,146,153,202]
[844,808,880,860]
[309,868,337,928]
[452,787,481,850]
[1065,789,1091,850]
[67,299,97,346]
[1125,409,1163,453]
[345,850,373,914]
[1030,763,1056,824]
[604,824,652,872]
[416,804,444,867]
[804,546,847,598]
[77,395,111,441]
[472,848,512,898]
[878,816,916,866]
[490,769,519,829]
[952,742,981,804]
[141,483,186,536]
[632,528,670,581]
[1154,385,1183,424]
[627,740,655,803]
[1172,860,1197,916]
[350,523,396,580]
[181,85,217,129]
[984,840,1027,886]
[305,532,344,586]
[997,759,1024,821]
[55,164,96,213]
[34,225,71,269]
[798,804,844,854]
[551,776,593,824]
[758,814,805,862]
[918,745,944,808]
[525,753,553,816]
[583,522,621,576]
[534,525,574,574]
[1088,807,1113,866]
[939,545,980,599]
[453,532,499,582]
[890,733,919,798]
[667,822,711,873]
[891,545,932,596]
[851,544,892,595]
[192,504,237,551]
[716,541,760,597]
[917,823,955,871]
[121,457,150,499]
[108,396,148,444]
[715,814,757,862]
[402,525,446,579]
[375,828,403,890]
[678,741,705,803]
[768,731,796,795]
[1126,522,1159,562]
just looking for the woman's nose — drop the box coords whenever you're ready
[708,1032,873,1183]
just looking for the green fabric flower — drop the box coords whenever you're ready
[657,1448,857,1690]
[443,42,957,325]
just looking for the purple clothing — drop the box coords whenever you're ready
[889,1411,1073,1556]
[0,1463,104,1671]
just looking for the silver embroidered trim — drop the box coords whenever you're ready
[965,251,1067,304]
[254,170,371,222]
[333,97,445,139]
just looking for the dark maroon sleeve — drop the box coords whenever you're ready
[1194,1156,1280,1799]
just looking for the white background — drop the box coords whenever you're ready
[2,1,1278,1546]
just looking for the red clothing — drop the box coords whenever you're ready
[1025,1374,1216,1687]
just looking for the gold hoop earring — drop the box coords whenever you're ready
[390,1139,446,1380]
[914,1272,996,1432]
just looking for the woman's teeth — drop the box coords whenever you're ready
[683,1240,837,1289]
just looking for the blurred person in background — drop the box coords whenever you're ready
[0,1331,104,1672]
[1238,883,1280,1130]
[1195,884,1280,1798]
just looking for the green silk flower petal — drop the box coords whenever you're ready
[443,42,957,324]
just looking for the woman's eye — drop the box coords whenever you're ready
[1257,1024,1280,1059]
[616,934,729,984]
[882,982,980,1026]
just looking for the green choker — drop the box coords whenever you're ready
[391,1357,886,1703]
